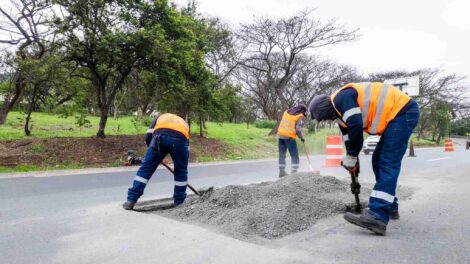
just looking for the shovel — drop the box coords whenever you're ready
[302,140,320,176]
[160,161,213,197]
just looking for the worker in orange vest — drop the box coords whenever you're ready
[309,82,420,235]
[123,113,190,210]
[277,105,307,177]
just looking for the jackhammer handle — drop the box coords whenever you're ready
[161,162,200,196]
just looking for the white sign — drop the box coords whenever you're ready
[384,75,420,96]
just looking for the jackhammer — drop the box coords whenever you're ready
[343,161,362,213]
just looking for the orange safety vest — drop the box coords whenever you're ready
[153,113,190,139]
[331,82,410,135]
[277,111,304,139]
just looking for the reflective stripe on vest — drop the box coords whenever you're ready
[277,111,304,139]
[154,113,190,139]
[331,82,411,135]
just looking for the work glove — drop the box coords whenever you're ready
[300,137,305,143]
[342,155,358,170]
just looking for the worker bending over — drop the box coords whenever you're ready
[123,113,190,210]
[309,82,419,235]
[277,105,307,177]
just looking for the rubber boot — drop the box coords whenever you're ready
[344,209,387,235]
[389,210,400,220]
[279,169,287,178]
[123,200,136,210]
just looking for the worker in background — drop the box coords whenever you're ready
[123,113,190,210]
[308,82,419,235]
[277,105,307,177]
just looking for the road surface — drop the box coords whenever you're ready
[1,146,469,263]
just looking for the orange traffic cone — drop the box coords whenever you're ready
[444,138,454,152]
[325,135,343,167]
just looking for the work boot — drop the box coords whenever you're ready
[344,210,387,235]
[279,169,287,178]
[389,210,400,220]
[122,200,136,210]
[291,168,298,174]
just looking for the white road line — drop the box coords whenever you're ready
[427,157,450,162]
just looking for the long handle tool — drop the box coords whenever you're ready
[343,161,362,213]
[161,161,213,197]
[302,141,320,175]
[160,161,200,195]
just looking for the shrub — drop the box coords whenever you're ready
[254,120,277,129]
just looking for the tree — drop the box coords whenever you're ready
[235,10,358,120]
[52,0,172,137]
[368,68,469,141]
[0,0,52,124]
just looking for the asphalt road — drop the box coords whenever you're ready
[1,146,469,263]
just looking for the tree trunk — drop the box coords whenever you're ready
[113,100,119,119]
[97,107,108,138]
[199,116,204,137]
[24,86,38,136]
[0,78,26,125]
[0,109,9,125]
[24,107,33,136]
[139,104,148,119]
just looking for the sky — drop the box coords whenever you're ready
[1,0,469,77]
[173,0,470,77]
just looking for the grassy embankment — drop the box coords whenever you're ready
[0,112,441,172]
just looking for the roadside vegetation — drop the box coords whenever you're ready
[0,0,467,173]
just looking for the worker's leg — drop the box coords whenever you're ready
[127,136,168,202]
[169,137,190,205]
[368,103,419,223]
[373,138,400,214]
[371,136,384,182]
[287,138,300,173]
[278,138,288,175]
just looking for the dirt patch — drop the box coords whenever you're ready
[143,173,370,240]
[0,135,226,168]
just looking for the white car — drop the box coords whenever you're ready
[363,136,381,155]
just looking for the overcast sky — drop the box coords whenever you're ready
[1,0,468,77]
[174,0,470,77]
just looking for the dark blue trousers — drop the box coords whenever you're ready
[127,133,189,205]
[278,138,300,171]
[368,101,420,223]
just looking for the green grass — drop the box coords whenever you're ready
[192,122,278,160]
[0,163,85,173]
[0,112,149,140]
[410,135,444,147]
[0,111,346,172]
[302,128,341,154]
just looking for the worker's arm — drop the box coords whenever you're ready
[295,118,305,141]
[333,88,363,157]
[145,114,159,147]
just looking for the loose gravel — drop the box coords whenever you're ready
[142,173,376,239]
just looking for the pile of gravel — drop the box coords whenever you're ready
[145,173,372,239]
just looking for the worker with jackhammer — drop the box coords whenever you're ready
[277,105,307,177]
[123,113,190,210]
[309,82,419,235]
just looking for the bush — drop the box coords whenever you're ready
[254,120,277,129]
[141,116,154,127]
[306,120,317,133]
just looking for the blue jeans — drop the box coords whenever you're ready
[368,101,420,223]
[278,138,300,171]
[127,133,189,205]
